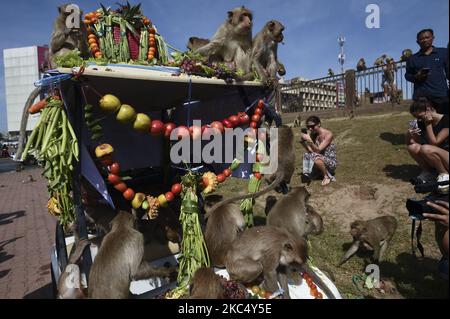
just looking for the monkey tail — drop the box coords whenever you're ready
[301,263,336,299]
[207,174,284,215]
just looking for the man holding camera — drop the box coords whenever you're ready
[405,29,449,115]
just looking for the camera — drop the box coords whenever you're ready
[301,128,308,134]
[406,178,449,220]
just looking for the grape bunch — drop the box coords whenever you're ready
[214,68,234,83]
[180,58,203,75]
[222,278,248,299]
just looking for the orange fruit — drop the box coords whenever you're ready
[147,54,154,60]
[88,34,97,40]
[88,38,97,45]
[95,52,103,58]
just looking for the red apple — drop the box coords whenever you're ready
[150,120,164,136]
[228,115,240,127]
[211,121,224,134]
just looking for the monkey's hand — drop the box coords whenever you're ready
[277,63,286,76]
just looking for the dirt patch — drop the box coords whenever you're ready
[307,182,412,232]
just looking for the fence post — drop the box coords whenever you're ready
[345,70,356,118]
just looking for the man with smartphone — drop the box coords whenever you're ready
[405,29,449,114]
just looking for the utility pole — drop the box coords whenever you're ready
[338,36,346,74]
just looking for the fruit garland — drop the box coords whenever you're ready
[302,272,324,299]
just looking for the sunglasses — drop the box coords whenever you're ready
[307,124,317,129]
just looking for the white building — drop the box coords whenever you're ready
[3,46,49,134]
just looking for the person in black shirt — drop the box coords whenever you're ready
[406,98,448,192]
[405,29,449,114]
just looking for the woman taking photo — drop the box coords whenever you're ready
[300,116,337,186]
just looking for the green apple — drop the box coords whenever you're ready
[133,113,151,132]
[116,104,137,124]
[99,94,121,114]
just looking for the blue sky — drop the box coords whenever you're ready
[0,0,449,133]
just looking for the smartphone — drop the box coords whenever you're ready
[409,120,418,130]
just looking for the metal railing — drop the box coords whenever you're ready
[281,61,414,113]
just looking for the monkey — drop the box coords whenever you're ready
[203,195,246,267]
[357,58,367,71]
[189,267,226,299]
[49,4,90,68]
[252,20,286,86]
[401,49,413,62]
[265,195,278,216]
[57,238,90,299]
[266,186,324,239]
[339,216,397,266]
[207,125,296,215]
[292,114,302,128]
[194,6,254,81]
[187,37,210,52]
[22,175,36,183]
[374,54,387,67]
[88,211,177,299]
[225,226,335,299]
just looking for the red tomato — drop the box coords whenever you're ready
[238,112,250,125]
[250,122,258,129]
[109,163,120,175]
[253,172,262,180]
[150,120,164,136]
[223,169,232,177]
[123,188,135,200]
[114,182,127,193]
[315,292,323,299]
[171,183,182,195]
[252,114,261,123]
[217,174,226,183]
[254,108,263,116]
[164,123,177,139]
[256,153,264,162]
[165,192,175,202]
[211,121,224,134]
[107,174,121,185]
[222,119,233,129]
[202,177,210,187]
[257,100,265,109]
[228,115,240,127]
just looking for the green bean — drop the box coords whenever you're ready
[60,110,68,155]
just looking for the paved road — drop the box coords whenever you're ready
[0,159,56,298]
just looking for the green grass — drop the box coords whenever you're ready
[214,110,448,299]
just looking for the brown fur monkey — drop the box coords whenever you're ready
[203,195,245,267]
[189,267,226,299]
[252,20,286,86]
[195,6,254,81]
[88,211,177,299]
[49,3,89,68]
[266,186,324,239]
[187,37,210,52]
[339,216,397,266]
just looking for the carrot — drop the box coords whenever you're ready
[28,99,48,114]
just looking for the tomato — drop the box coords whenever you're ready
[202,177,210,188]
[315,292,323,299]
[257,100,265,109]
[228,115,240,127]
[149,28,156,34]
[123,188,135,201]
[264,291,273,299]
[252,114,261,123]
[253,172,262,180]
[222,119,233,129]
[216,174,226,183]
[164,123,177,139]
[310,283,317,290]
[254,108,263,116]
[165,192,175,202]
[150,120,164,136]
[250,122,258,129]
[256,153,264,162]
[210,121,224,134]
[223,169,232,177]
[171,183,182,195]
[114,182,127,193]
[107,174,121,185]
[238,112,250,125]
[109,163,120,175]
